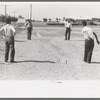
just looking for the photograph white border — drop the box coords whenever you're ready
[0,2,100,98]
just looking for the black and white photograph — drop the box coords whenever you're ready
[1,2,100,80]
[0,1,100,98]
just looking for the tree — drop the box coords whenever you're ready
[18,15,24,19]
[11,17,18,22]
[0,15,18,22]
[0,15,8,22]
[43,18,47,22]
[49,18,51,22]
[56,18,59,22]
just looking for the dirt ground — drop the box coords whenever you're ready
[0,26,100,80]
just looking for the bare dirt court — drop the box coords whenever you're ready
[0,26,100,80]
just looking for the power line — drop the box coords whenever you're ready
[30,4,32,20]
[12,11,17,17]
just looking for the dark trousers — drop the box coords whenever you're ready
[84,38,94,63]
[27,28,32,40]
[5,36,15,61]
[65,27,71,40]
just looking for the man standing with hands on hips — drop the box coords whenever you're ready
[0,17,16,63]
[82,21,100,63]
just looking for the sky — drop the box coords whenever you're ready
[0,2,100,20]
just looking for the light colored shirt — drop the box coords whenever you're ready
[0,24,16,37]
[25,22,32,28]
[82,26,94,40]
[64,21,72,29]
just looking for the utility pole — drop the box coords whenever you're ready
[0,5,10,16]
[30,4,32,20]
[12,11,17,17]
[5,5,7,16]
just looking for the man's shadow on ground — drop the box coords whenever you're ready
[70,40,84,41]
[0,60,55,65]
[15,40,26,42]
[15,60,55,64]
[91,62,100,64]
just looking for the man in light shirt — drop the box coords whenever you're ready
[0,17,16,63]
[64,19,72,40]
[25,19,33,40]
[82,21,99,63]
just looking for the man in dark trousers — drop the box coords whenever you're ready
[0,17,16,63]
[64,19,72,40]
[82,21,100,63]
[25,19,33,40]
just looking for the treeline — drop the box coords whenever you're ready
[0,15,18,23]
